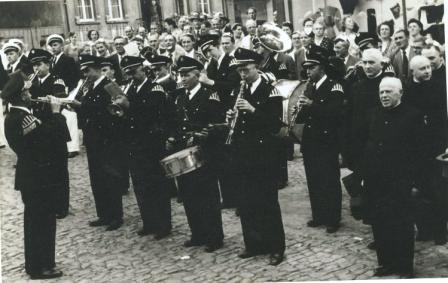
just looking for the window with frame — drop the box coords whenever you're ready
[198,0,210,14]
[77,0,95,21]
[107,0,124,20]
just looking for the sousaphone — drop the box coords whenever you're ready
[256,22,292,52]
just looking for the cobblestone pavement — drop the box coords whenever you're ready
[1,144,448,283]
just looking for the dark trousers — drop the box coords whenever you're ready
[274,138,289,188]
[129,149,171,233]
[302,147,342,226]
[22,191,56,275]
[372,218,414,272]
[235,148,285,255]
[414,159,448,241]
[216,146,239,207]
[178,167,224,245]
[55,162,70,215]
[85,133,123,222]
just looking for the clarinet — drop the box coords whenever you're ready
[225,80,246,145]
[288,80,312,134]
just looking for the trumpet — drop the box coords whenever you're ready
[225,80,246,145]
[28,70,39,82]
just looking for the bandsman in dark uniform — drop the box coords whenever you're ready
[166,55,224,253]
[148,54,177,94]
[77,55,126,231]
[226,48,286,265]
[2,42,33,75]
[361,77,424,279]
[404,56,448,245]
[28,48,71,219]
[47,34,80,91]
[120,56,172,239]
[2,71,64,279]
[295,45,344,233]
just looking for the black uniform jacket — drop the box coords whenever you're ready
[51,53,80,91]
[5,107,69,193]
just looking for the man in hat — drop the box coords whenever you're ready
[403,56,448,245]
[2,71,65,279]
[361,77,424,279]
[47,34,79,91]
[226,47,286,265]
[148,54,176,93]
[78,54,126,231]
[3,42,33,75]
[166,55,224,253]
[28,48,72,219]
[294,45,344,234]
[119,56,171,239]
[355,34,378,52]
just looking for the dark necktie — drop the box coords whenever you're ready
[402,49,408,78]
[186,90,191,100]
[7,64,12,74]
[244,83,252,98]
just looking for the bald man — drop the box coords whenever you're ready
[361,77,424,278]
[240,20,257,50]
[404,55,448,245]
[344,49,395,228]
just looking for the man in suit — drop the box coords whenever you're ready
[77,55,126,231]
[404,56,448,245]
[108,36,127,85]
[47,34,79,91]
[28,49,71,219]
[2,71,64,279]
[120,56,172,239]
[390,29,415,82]
[240,19,257,50]
[226,48,286,265]
[166,55,224,253]
[333,38,359,70]
[295,45,344,234]
[362,77,423,279]
[2,42,33,75]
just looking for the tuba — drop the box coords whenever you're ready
[256,23,292,53]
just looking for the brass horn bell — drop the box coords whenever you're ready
[256,22,292,53]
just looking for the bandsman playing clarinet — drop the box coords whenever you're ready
[226,48,286,266]
[166,55,224,253]
[120,56,172,239]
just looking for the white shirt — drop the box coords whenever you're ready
[240,35,253,50]
[187,83,201,100]
[10,57,21,72]
[93,76,106,89]
[136,78,148,93]
[248,76,262,94]
[315,75,327,90]
[185,49,195,59]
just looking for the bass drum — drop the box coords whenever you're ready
[272,79,308,143]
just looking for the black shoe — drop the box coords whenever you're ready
[398,270,414,279]
[183,239,204,247]
[416,232,432,242]
[434,237,447,246]
[268,253,284,266]
[204,242,223,253]
[238,250,262,259]
[326,225,340,234]
[235,208,240,217]
[307,220,322,228]
[67,152,79,158]
[105,219,123,231]
[373,266,395,277]
[154,230,171,240]
[89,218,109,227]
[367,241,377,250]
[137,228,153,236]
[29,268,63,280]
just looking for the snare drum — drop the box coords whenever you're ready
[160,146,205,178]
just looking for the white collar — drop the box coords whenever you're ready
[9,105,31,114]
[136,78,148,92]
[229,49,236,56]
[187,82,201,100]
[248,76,262,94]
[93,76,106,89]
[39,73,51,83]
[344,55,349,64]
[10,58,20,70]
[315,75,327,90]
[217,52,226,68]
[54,52,63,64]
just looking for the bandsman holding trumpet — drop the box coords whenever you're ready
[166,55,224,253]
[120,55,172,239]
[28,48,71,219]
[78,55,126,231]
[226,48,285,266]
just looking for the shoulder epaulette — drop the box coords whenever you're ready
[260,72,276,83]
[384,65,396,76]
[279,63,287,71]
[151,84,165,93]
[22,114,41,135]
[209,92,220,102]
[176,82,184,89]
[53,78,66,86]
[331,83,344,94]
[229,58,238,67]
[269,87,282,98]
